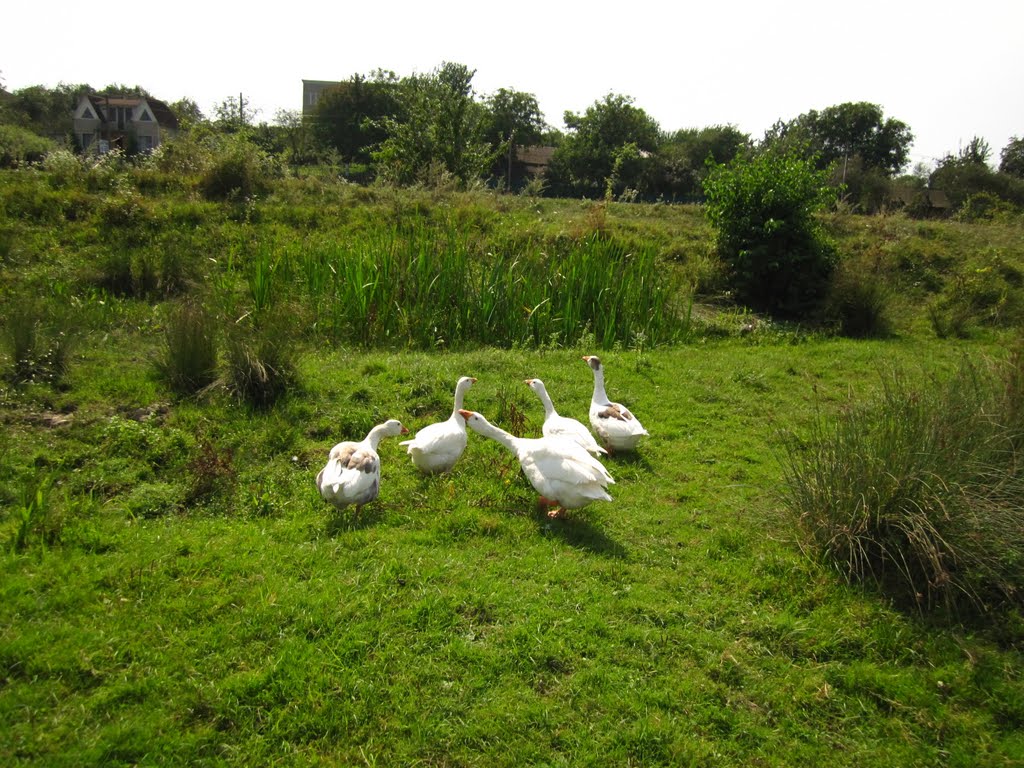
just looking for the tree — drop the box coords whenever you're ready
[483,88,545,149]
[703,147,838,317]
[482,87,547,188]
[646,125,750,200]
[213,94,259,133]
[101,83,151,97]
[1000,136,1024,178]
[765,102,913,177]
[170,98,205,133]
[957,136,991,166]
[928,137,1024,211]
[312,71,401,163]
[546,93,660,197]
[1,83,88,138]
[373,62,495,186]
[274,108,317,164]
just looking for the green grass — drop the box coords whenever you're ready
[2,172,1024,765]
[3,341,1024,766]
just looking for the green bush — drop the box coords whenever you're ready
[145,134,215,177]
[782,354,1024,614]
[0,125,57,168]
[956,192,1018,222]
[41,148,85,187]
[703,148,838,318]
[201,139,280,201]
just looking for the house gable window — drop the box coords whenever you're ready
[82,106,96,120]
[139,109,152,121]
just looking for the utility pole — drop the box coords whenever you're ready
[507,129,515,192]
[239,92,244,127]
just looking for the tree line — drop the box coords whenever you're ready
[1,64,1023,214]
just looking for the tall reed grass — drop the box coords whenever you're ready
[279,224,686,349]
[782,351,1024,614]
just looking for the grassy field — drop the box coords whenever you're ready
[2,171,1023,765]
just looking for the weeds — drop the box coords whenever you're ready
[185,440,236,506]
[11,476,58,552]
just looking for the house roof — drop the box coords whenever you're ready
[890,186,951,209]
[81,93,179,130]
[516,145,555,166]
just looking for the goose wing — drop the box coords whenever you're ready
[544,415,607,455]
[318,443,381,505]
[401,418,465,454]
[520,437,614,488]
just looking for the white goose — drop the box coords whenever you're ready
[525,378,607,456]
[583,355,648,453]
[400,376,477,474]
[459,409,614,518]
[316,419,408,513]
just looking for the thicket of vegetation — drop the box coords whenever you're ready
[4,67,1024,213]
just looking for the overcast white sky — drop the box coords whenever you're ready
[5,0,1021,170]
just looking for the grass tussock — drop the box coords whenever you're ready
[2,297,74,385]
[224,318,297,408]
[823,263,894,338]
[783,349,1024,613]
[154,302,218,396]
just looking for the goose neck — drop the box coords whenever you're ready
[479,420,519,453]
[591,370,609,403]
[536,387,556,418]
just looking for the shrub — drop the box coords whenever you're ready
[146,134,214,176]
[703,147,838,318]
[782,355,1024,614]
[155,302,219,395]
[956,192,1017,222]
[41,148,86,187]
[927,251,1024,337]
[201,139,279,201]
[0,125,57,168]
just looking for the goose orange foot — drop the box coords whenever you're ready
[538,496,566,518]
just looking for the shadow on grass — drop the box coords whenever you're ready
[605,449,654,473]
[322,504,386,535]
[533,506,628,559]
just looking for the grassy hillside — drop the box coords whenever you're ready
[2,169,1023,765]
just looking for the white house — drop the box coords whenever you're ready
[72,93,179,153]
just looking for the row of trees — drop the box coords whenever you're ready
[2,65,1023,212]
